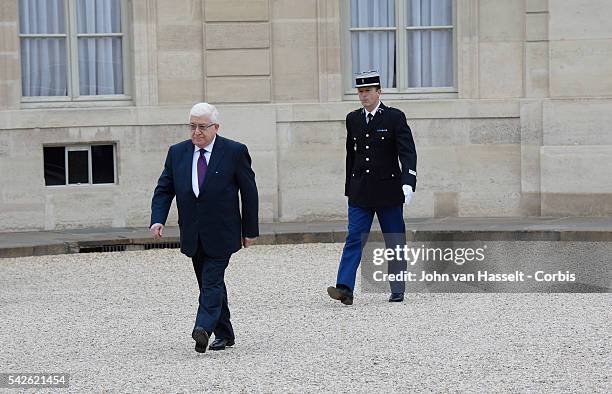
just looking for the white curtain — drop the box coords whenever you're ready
[19,0,67,96]
[407,0,453,87]
[77,0,123,95]
[350,0,396,88]
[19,0,123,97]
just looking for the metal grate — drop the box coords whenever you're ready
[77,242,180,254]
[144,242,181,250]
[79,245,126,253]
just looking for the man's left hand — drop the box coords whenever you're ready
[243,237,257,248]
[402,185,414,205]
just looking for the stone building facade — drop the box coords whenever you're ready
[0,0,611,231]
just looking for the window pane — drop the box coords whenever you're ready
[350,0,395,28]
[20,38,68,96]
[43,146,66,186]
[19,0,65,34]
[351,31,396,88]
[77,0,122,34]
[68,150,89,184]
[78,38,124,95]
[407,30,453,87]
[92,145,115,184]
[407,0,452,27]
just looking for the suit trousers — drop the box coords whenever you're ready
[336,203,407,294]
[191,239,235,340]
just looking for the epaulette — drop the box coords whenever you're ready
[385,106,407,116]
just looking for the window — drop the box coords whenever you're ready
[346,0,455,92]
[43,144,116,186]
[19,0,129,101]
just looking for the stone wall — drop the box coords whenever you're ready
[0,0,611,231]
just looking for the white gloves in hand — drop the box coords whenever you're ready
[402,185,414,205]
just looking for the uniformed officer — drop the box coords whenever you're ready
[327,71,417,305]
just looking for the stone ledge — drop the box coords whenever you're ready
[1,217,612,258]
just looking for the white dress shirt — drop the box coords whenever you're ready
[192,136,215,197]
[364,101,381,123]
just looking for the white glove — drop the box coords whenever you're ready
[402,185,414,205]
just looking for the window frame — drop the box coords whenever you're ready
[44,143,118,187]
[341,0,458,98]
[18,0,132,106]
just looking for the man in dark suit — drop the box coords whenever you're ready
[150,102,259,353]
[327,71,417,305]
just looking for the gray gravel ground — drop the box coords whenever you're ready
[1,243,610,393]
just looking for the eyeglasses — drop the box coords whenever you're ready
[190,123,216,132]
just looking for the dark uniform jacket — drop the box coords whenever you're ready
[344,102,417,208]
[151,136,259,258]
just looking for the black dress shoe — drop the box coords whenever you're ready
[388,293,404,302]
[192,327,210,353]
[327,286,354,305]
[209,338,235,351]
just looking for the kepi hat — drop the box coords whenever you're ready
[355,70,380,87]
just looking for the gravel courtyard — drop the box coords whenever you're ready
[1,243,610,392]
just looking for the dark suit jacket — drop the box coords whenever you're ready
[150,135,259,258]
[344,102,417,208]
